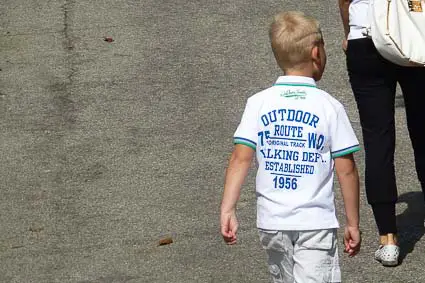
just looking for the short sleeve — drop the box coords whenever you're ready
[233,99,258,151]
[330,106,360,158]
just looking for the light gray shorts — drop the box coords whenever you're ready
[259,229,341,283]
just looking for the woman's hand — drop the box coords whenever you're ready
[342,38,348,54]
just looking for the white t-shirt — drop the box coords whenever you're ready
[348,0,369,40]
[234,76,360,230]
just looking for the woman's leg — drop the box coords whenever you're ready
[346,38,398,236]
[397,66,425,199]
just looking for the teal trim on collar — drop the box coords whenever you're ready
[274,83,317,88]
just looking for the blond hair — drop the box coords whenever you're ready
[269,11,323,71]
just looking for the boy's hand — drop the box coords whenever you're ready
[220,212,238,245]
[335,154,360,257]
[344,226,361,257]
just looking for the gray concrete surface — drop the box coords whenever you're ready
[0,1,424,282]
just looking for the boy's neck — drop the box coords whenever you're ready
[284,70,315,79]
[284,65,315,80]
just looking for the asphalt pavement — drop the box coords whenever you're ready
[0,1,424,282]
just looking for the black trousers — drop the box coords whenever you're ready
[346,38,425,235]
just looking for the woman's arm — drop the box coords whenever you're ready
[338,0,351,52]
[338,0,351,38]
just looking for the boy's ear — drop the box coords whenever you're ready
[311,45,320,64]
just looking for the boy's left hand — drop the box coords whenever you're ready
[220,212,238,245]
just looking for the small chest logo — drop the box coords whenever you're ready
[280,89,307,99]
[408,0,423,12]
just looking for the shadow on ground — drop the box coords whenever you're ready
[397,191,424,264]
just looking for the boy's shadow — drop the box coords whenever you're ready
[396,191,425,264]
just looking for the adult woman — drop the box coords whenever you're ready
[339,0,425,266]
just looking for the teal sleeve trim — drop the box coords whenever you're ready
[234,137,256,151]
[331,145,361,158]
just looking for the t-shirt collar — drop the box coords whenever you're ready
[274,76,317,88]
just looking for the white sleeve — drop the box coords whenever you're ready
[233,99,258,151]
[330,105,360,158]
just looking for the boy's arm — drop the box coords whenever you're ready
[334,153,361,256]
[220,144,255,245]
[338,0,351,51]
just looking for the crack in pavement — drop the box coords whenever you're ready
[63,0,76,86]
[46,0,79,130]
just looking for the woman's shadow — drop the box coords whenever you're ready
[396,191,425,264]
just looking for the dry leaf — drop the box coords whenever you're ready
[158,237,173,246]
[104,37,114,43]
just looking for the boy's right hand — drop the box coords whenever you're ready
[220,212,238,245]
[344,226,361,257]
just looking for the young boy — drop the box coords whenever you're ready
[220,11,361,283]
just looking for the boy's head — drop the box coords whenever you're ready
[269,11,326,81]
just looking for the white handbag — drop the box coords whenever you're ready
[367,0,425,66]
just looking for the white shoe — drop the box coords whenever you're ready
[374,245,399,266]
